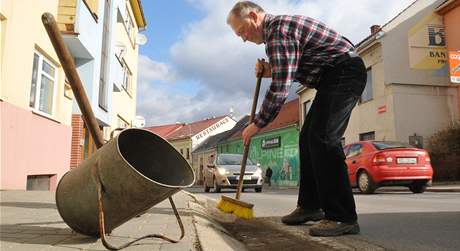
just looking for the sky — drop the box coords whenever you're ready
[137,0,415,126]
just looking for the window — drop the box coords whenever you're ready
[117,115,129,128]
[361,68,373,103]
[180,149,183,155]
[346,144,363,158]
[122,62,132,94]
[372,141,412,150]
[29,51,58,116]
[124,5,135,44]
[217,154,254,165]
[303,100,312,120]
[27,175,55,191]
[359,131,375,141]
[343,145,350,155]
[83,0,99,20]
[186,148,190,160]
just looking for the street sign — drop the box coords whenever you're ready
[449,51,460,83]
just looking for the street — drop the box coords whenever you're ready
[189,187,460,251]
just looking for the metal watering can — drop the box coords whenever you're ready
[42,13,195,250]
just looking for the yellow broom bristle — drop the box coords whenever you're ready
[217,199,233,213]
[233,206,254,219]
[217,197,254,219]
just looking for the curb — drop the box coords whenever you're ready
[182,191,247,251]
[181,191,386,251]
[378,187,460,193]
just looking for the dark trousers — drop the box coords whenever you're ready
[297,56,366,223]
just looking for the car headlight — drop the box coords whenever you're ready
[254,168,262,176]
[217,167,227,175]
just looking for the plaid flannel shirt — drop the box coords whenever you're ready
[253,14,355,128]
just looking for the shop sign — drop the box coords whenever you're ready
[262,136,281,149]
[449,51,460,83]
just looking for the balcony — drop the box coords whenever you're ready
[57,0,98,34]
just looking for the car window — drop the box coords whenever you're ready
[372,141,412,150]
[217,154,254,165]
[343,145,350,156]
[346,144,362,158]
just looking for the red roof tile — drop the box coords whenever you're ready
[145,124,183,138]
[168,115,228,140]
[229,99,299,140]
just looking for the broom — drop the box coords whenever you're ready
[217,59,265,219]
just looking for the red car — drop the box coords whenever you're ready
[343,141,433,194]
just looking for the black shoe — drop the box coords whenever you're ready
[281,207,325,225]
[309,220,360,236]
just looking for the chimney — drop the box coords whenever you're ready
[370,25,381,35]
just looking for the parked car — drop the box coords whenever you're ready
[343,141,433,194]
[203,153,264,193]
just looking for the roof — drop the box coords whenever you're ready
[144,123,183,138]
[193,116,250,153]
[436,0,460,14]
[129,0,147,29]
[228,98,299,141]
[166,115,228,141]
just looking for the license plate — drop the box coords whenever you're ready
[397,157,417,164]
[236,175,252,180]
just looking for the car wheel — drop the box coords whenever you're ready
[409,181,427,193]
[204,179,210,193]
[358,171,376,194]
[213,178,221,193]
[255,187,262,193]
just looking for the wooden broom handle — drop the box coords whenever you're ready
[236,59,265,200]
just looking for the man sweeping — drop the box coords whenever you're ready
[227,1,367,236]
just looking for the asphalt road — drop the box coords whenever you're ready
[188,187,460,251]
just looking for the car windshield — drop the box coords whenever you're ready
[372,141,413,150]
[217,154,254,165]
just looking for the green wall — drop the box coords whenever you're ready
[218,125,300,187]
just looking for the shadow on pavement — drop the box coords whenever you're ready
[0,202,57,209]
[0,221,97,245]
[144,206,193,217]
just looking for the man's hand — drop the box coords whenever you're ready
[242,123,261,146]
[255,60,271,78]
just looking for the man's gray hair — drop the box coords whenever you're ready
[227,1,265,24]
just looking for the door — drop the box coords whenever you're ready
[345,144,363,186]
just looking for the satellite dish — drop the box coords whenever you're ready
[132,115,146,128]
[136,33,147,45]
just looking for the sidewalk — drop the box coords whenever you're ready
[0,190,200,251]
[2,184,459,251]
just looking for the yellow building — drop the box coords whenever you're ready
[110,0,146,136]
[1,0,73,190]
[55,0,146,169]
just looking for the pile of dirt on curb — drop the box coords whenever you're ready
[220,217,330,251]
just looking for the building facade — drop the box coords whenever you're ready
[1,0,74,190]
[192,116,249,185]
[298,0,458,148]
[61,0,146,169]
[436,0,460,116]
[0,0,146,190]
[146,116,237,174]
[218,99,300,187]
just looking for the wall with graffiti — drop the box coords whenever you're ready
[218,125,300,187]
